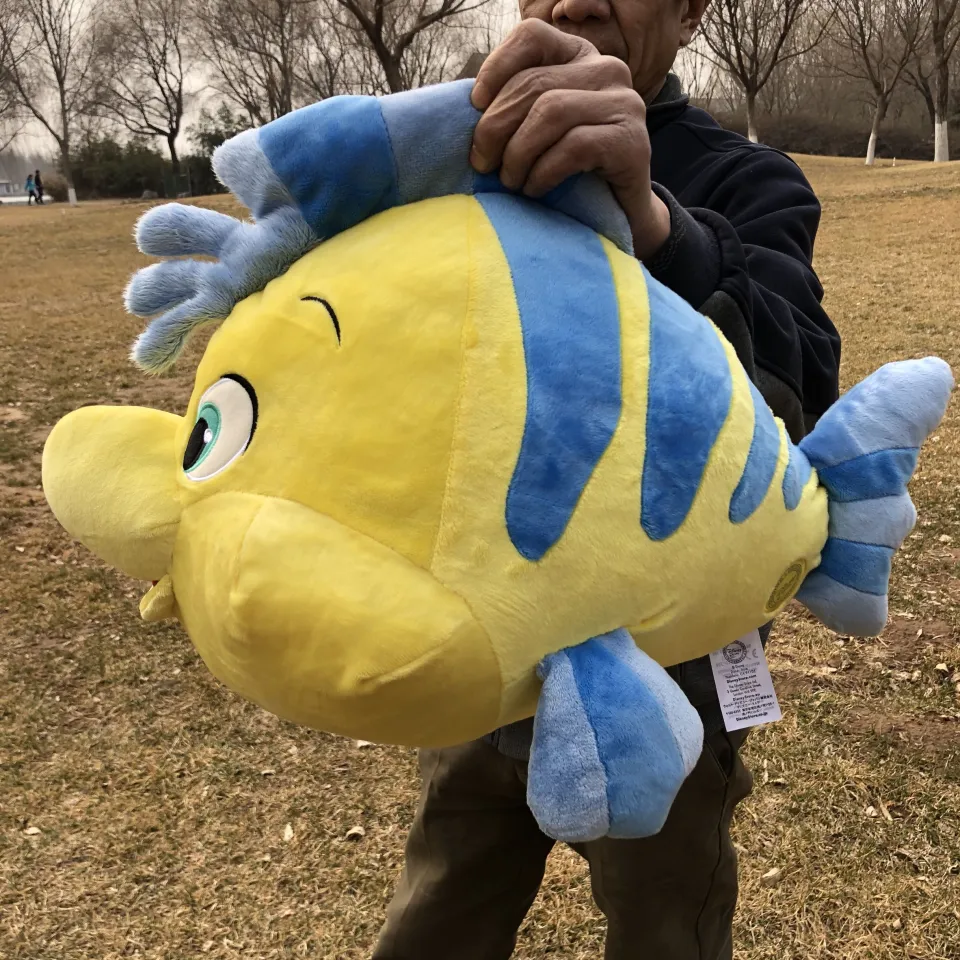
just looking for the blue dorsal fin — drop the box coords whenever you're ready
[215,79,635,255]
[130,80,635,372]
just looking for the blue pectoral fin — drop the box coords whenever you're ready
[527,629,703,843]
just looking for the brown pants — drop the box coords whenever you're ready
[373,727,753,959]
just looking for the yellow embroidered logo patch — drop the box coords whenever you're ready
[765,560,807,615]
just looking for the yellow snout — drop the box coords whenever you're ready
[42,403,503,748]
[170,493,502,746]
[42,405,183,581]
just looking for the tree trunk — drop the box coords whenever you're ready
[935,114,950,162]
[59,142,78,205]
[168,135,181,179]
[921,86,936,130]
[865,96,887,166]
[934,51,950,162]
[745,89,759,143]
[383,54,404,94]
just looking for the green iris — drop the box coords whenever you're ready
[185,401,222,472]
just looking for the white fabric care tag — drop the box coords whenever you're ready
[709,630,782,732]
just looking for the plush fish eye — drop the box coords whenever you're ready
[183,375,258,481]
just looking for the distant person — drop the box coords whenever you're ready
[34,170,44,205]
[25,174,38,205]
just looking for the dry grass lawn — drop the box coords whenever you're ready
[3,156,960,960]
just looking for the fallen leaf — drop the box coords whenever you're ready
[761,867,783,887]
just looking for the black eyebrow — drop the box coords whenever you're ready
[301,296,340,344]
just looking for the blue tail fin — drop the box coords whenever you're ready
[796,357,953,636]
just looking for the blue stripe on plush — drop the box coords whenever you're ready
[542,173,634,256]
[800,358,954,468]
[566,632,691,839]
[477,193,622,562]
[379,81,477,203]
[528,649,611,842]
[816,448,920,502]
[816,537,893,595]
[782,441,813,510]
[730,379,783,523]
[828,494,917,548]
[212,128,299,219]
[257,96,401,240]
[641,274,733,541]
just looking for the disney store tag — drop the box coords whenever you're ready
[709,630,782,732]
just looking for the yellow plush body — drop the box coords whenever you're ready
[43,195,828,748]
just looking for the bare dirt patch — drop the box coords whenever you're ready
[844,706,960,756]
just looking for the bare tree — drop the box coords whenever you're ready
[674,41,716,104]
[193,0,313,124]
[830,0,927,164]
[0,117,21,154]
[328,0,494,94]
[298,2,387,99]
[0,0,101,203]
[905,30,938,126]
[0,29,24,153]
[96,0,189,175]
[928,0,960,158]
[699,0,833,142]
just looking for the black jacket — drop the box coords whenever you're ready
[645,73,840,438]
[483,74,841,758]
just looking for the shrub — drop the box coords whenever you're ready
[44,173,69,203]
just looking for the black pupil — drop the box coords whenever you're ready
[183,417,210,471]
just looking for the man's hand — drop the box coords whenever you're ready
[470,19,671,260]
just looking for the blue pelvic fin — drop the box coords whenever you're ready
[797,357,953,636]
[527,629,703,843]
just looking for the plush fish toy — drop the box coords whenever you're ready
[42,81,952,844]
